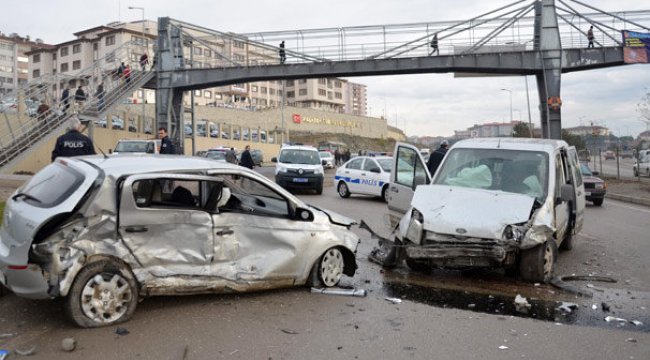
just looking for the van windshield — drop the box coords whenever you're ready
[279,149,320,165]
[434,148,549,203]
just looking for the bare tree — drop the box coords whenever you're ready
[637,87,650,131]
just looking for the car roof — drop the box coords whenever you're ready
[452,138,568,153]
[281,145,318,151]
[71,154,241,177]
[117,139,159,143]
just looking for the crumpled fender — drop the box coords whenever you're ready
[520,225,554,249]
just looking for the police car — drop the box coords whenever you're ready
[335,156,392,202]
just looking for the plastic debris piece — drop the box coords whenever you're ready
[601,302,610,312]
[62,338,76,352]
[310,287,367,297]
[15,346,36,356]
[115,327,130,336]
[604,316,627,323]
[626,338,638,343]
[514,294,531,313]
[385,297,402,304]
[592,304,598,310]
[281,329,298,335]
[557,302,578,313]
[498,345,509,350]
[631,320,643,326]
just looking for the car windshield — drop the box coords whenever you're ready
[377,158,393,172]
[115,141,148,153]
[435,148,549,202]
[279,149,320,165]
[580,163,593,176]
[319,152,332,158]
[206,151,226,161]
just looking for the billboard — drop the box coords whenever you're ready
[622,30,650,64]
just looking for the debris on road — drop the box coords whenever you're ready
[601,302,610,312]
[592,304,598,310]
[631,320,643,326]
[498,345,509,350]
[467,303,476,309]
[556,302,578,313]
[115,327,130,336]
[514,294,531,313]
[280,329,299,335]
[604,316,627,323]
[310,287,367,297]
[550,274,617,297]
[385,297,402,304]
[15,346,36,356]
[61,338,76,352]
[626,338,638,343]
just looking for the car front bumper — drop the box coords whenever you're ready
[584,188,606,201]
[276,173,324,190]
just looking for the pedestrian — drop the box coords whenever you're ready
[124,64,131,84]
[344,149,351,162]
[37,100,50,120]
[429,33,439,55]
[117,62,125,81]
[279,41,286,64]
[158,127,176,154]
[226,147,238,164]
[140,53,149,71]
[51,118,96,161]
[75,85,86,103]
[61,86,71,115]
[587,26,594,48]
[334,148,341,166]
[96,83,105,111]
[239,145,255,169]
[426,140,449,175]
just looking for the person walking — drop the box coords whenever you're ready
[61,86,71,115]
[96,83,105,111]
[334,148,341,166]
[158,127,176,154]
[75,85,86,102]
[344,149,351,162]
[124,64,131,84]
[587,26,594,48]
[279,41,286,64]
[37,100,50,120]
[140,53,149,71]
[239,145,255,169]
[429,33,439,55]
[426,140,449,175]
[117,62,125,82]
[51,118,96,161]
[225,147,238,164]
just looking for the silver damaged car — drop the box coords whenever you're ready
[0,155,359,327]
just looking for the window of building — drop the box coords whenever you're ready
[299,89,307,96]
[194,47,202,55]
[105,36,115,46]
[335,92,342,99]
[335,81,342,88]
[269,88,276,95]
[318,89,326,96]
[233,54,245,62]
[251,98,258,105]
[287,91,295,98]
[299,79,307,84]
[53,53,57,60]
[32,69,40,78]
[204,91,212,98]
[318,78,326,85]
[60,47,69,57]
[251,85,258,92]
[261,87,267,94]
[286,80,294,87]
[93,43,98,51]
[194,90,201,97]
[72,60,81,70]
[233,40,245,48]
[204,49,211,57]
[138,90,144,99]
[278,89,283,97]
[73,44,81,54]
[60,63,69,73]
[33,54,40,63]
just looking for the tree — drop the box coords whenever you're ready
[561,129,586,149]
[512,122,531,138]
[638,87,650,131]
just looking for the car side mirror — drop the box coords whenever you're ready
[295,207,314,222]
[370,167,381,173]
[271,157,278,163]
[559,184,575,203]
[592,170,599,176]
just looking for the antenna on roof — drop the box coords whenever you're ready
[96,146,109,159]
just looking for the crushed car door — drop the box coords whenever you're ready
[567,147,585,233]
[118,174,216,276]
[388,143,431,226]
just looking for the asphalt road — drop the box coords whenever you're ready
[0,167,648,360]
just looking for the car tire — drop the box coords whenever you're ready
[337,182,350,198]
[592,198,604,207]
[308,248,344,287]
[315,184,323,195]
[381,185,389,203]
[519,240,557,283]
[559,231,574,251]
[65,259,138,328]
[405,258,430,273]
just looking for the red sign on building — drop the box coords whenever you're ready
[292,114,302,124]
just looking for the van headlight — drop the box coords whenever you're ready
[314,168,323,175]
[503,225,525,242]
[278,166,288,173]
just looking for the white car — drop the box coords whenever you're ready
[335,156,392,202]
[272,145,325,194]
[319,151,335,169]
[633,153,650,177]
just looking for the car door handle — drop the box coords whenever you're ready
[216,230,234,236]
[125,226,148,233]
[390,187,399,193]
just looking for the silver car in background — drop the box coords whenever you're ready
[0,155,359,327]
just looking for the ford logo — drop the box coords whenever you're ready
[456,228,467,234]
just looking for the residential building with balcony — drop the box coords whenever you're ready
[0,33,52,96]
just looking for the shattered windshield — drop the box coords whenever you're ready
[434,148,549,202]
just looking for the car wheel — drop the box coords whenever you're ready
[65,259,138,328]
[559,230,574,251]
[519,240,557,283]
[381,185,389,203]
[315,184,323,195]
[592,198,604,207]
[309,248,344,287]
[405,258,430,273]
[337,182,350,198]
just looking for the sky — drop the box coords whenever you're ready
[3,0,650,138]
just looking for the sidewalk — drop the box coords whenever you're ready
[604,178,650,207]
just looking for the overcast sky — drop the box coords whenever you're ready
[3,0,650,137]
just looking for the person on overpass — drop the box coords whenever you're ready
[279,41,286,64]
[429,33,439,55]
[587,26,594,48]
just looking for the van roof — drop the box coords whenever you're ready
[453,138,568,154]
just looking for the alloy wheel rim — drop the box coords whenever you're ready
[81,273,132,323]
[320,248,344,287]
[338,183,348,197]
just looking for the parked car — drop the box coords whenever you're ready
[335,156,392,202]
[96,116,125,130]
[319,151,335,169]
[633,153,650,177]
[0,155,359,327]
[112,139,161,154]
[604,151,616,160]
[381,138,585,283]
[621,151,634,159]
[203,147,233,163]
[272,145,325,194]
[580,163,606,206]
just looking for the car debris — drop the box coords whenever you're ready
[498,345,509,350]
[556,302,578,313]
[601,302,611,312]
[311,287,367,297]
[514,294,531,313]
[550,274,617,297]
[280,329,299,335]
[15,346,36,356]
[61,338,76,352]
[631,320,644,326]
[626,338,638,343]
[115,327,130,336]
[604,316,627,323]
[385,297,403,304]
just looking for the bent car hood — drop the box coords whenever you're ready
[411,185,535,239]
[310,205,357,227]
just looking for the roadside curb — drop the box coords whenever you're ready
[606,192,650,207]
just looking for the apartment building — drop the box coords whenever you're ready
[0,33,52,96]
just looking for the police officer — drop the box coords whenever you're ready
[426,140,449,175]
[158,127,176,154]
[51,118,96,161]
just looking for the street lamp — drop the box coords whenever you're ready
[500,88,513,123]
[128,6,146,136]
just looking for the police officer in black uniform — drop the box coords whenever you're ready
[51,118,96,162]
[158,127,176,154]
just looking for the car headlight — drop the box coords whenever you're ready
[314,168,323,175]
[595,183,605,190]
[503,225,525,242]
[278,166,288,173]
[411,208,424,223]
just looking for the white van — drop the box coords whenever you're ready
[112,139,161,154]
[272,145,325,194]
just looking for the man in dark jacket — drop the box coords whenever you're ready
[52,118,96,161]
[426,140,449,175]
[239,145,255,169]
[61,86,71,114]
[75,86,86,102]
[158,127,175,154]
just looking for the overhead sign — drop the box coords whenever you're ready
[292,114,358,128]
[622,30,650,64]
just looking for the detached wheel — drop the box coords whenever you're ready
[309,248,344,287]
[337,182,350,198]
[65,259,138,328]
[592,198,604,207]
[381,185,389,203]
[519,240,557,283]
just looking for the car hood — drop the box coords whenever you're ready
[309,205,357,227]
[411,185,535,239]
[583,176,604,183]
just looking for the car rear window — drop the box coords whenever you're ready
[20,162,86,208]
[115,141,148,152]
